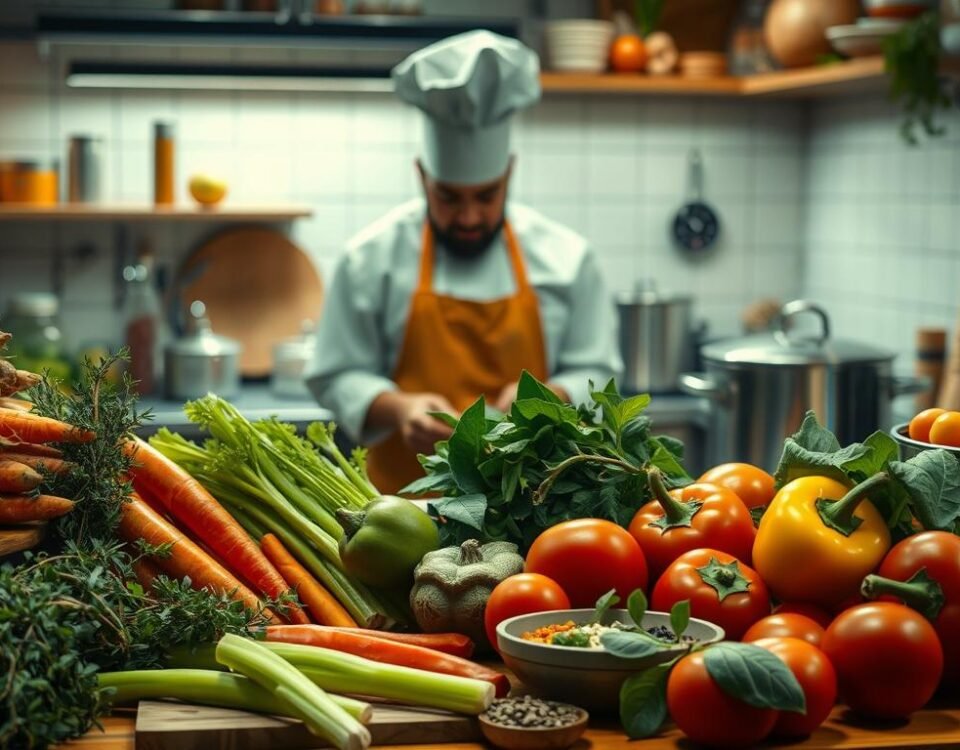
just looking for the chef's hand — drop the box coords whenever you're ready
[397,392,457,455]
[492,380,572,412]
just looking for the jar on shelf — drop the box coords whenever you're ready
[2,293,72,382]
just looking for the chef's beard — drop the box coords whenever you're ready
[428,213,505,260]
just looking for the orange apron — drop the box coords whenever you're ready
[367,221,549,495]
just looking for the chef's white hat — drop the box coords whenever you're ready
[392,30,541,185]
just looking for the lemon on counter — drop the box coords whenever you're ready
[189,175,228,207]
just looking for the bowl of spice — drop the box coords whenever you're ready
[496,608,724,711]
[479,695,588,750]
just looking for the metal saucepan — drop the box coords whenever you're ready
[681,300,929,470]
[165,300,241,401]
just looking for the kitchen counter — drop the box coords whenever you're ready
[134,384,335,439]
[58,701,960,749]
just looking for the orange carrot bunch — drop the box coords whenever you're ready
[0,331,80,529]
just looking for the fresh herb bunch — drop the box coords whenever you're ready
[29,351,150,544]
[404,372,690,551]
[773,411,960,537]
[885,10,953,144]
[0,542,273,749]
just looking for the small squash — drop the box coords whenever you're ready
[410,539,524,650]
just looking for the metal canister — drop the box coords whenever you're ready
[68,136,102,203]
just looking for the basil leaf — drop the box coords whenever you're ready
[648,440,691,480]
[429,494,488,531]
[669,600,690,641]
[516,370,564,403]
[620,394,652,424]
[845,430,900,479]
[774,438,870,488]
[889,449,960,530]
[792,411,842,453]
[426,411,459,429]
[619,665,670,739]
[447,397,488,494]
[512,399,580,426]
[591,588,620,624]
[704,642,806,713]
[501,460,522,506]
[628,588,648,627]
[599,630,665,659]
[400,472,452,496]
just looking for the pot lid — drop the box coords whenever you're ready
[616,278,693,306]
[702,300,893,366]
[168,300,241,357]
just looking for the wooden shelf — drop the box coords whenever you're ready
[540,56,887,98]
[0,204,313,222]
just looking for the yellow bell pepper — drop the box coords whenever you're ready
[753,474,891,609]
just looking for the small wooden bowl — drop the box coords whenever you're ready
[478,709,589,750]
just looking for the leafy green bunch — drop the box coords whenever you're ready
[772,411,960,537]
[404,372,690,551]
[0,542,273,749]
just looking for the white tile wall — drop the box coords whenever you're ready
[0,41,808,358]
[802,96,960,382]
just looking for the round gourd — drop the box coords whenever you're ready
[409,539,524,650]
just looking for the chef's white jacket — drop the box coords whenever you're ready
[306,199,624,443]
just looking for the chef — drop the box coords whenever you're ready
[307,30,622,494]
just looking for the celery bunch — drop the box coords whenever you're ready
[149,395,391,627]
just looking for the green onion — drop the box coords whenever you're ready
[97,669,372,723]
[216,634,370,750]
[262,641,494,715]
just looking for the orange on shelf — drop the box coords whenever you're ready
[610,34,647,72]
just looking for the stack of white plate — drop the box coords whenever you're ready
[545,20,615,73]
[826,17,907,58]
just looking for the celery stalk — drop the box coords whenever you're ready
[262,642,494,715]
[97,669,372,723]
[216,634,370,750]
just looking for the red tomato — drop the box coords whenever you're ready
[742,613,826,648]
[628,476,756,580]
[821,602,943,719]
[869,530,960,686]
[698,462,776,509]
[667,650,778,747]
[483,573,571,649]
[773,602,833,629]
[909,408,946,442]
[524,519,648,607]
[751,637,838,737]
[651,548,771,640]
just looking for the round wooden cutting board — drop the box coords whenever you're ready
[175,227,323,378]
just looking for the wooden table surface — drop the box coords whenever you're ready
[58,703,960,749]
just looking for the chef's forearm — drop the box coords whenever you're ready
[364,390,407,433]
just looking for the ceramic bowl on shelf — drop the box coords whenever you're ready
[545,20,615,73]
[496,608,724,711]
[863,0,936,19]
[826,24,892,57]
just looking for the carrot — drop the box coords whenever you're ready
[131,555,163,593]
[0,493,75,522]
[260,533,353,627]
[0,409,96,444]
[264,625,510,698]
[0,360,40,397]
[0,439,63,458]
[118,492,271,617]
[323,628,475,658]
[0,397,33,412]
[122,438,298,616]
[0,459,43,493]
[0,452,73,475]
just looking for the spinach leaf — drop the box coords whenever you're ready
[446,397,489,494]
[619,665,671,739]
[704,642,806,713]
[888,449,960,530]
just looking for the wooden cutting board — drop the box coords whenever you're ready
[0,523,45,557]
[135,700,481,750]
[175,227,323,378]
